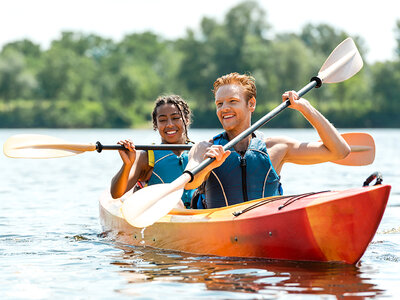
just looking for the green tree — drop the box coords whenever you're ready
[1,1,399,129]
[1,39,41,59]
[51,32,114,58]
[395,20,400,58]
[300,23,367,64]
[177,0,272,113]
[372,61,400,108]
[37,45,98,101]
[0,49,37,101]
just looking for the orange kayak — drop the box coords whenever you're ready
[99,184,391,264]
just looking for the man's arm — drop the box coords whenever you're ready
[271,91,350,169]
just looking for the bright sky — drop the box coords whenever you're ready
[1,0,399,63]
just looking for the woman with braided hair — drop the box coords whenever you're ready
[110,95,195,208]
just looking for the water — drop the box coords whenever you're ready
[1,128,399,299]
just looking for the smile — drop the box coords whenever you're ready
[166,130,178,135]
[222,114,235,119]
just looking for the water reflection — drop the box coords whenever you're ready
[108,243,385,298]
[2,128,399,299]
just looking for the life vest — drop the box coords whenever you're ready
[147,149,195,208]
[204,132,282,208]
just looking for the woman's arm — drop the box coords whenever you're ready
[110,140,150,199]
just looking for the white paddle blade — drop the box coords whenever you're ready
[318,38,363,84]
[3,134,94,158]
[122,173,192,228]
[333,132,375,166]
[121,184,183,228]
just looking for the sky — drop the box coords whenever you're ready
[1,0,399,63]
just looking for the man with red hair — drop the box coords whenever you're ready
[185,72,350,208]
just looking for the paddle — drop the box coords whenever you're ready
[3,132,374,166]
[332,132,375,166]
[121,37,364,228]
[3,134,192,159]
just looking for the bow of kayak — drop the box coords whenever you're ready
[99,184,391,264]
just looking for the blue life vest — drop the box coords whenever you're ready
[148,149,195,208]
[205,132,282,208]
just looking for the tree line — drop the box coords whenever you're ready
[1,1,399,128]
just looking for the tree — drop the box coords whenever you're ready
[395,20,400,58]
[0,49,37,101]
[177,0,272,110]
[37,46,97,101]
[1,39,41,58]
[300,23,367,61]
[51,32,114,58]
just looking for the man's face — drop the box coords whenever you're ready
[214,84,255,134]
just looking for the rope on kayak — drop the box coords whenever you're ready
[232,191,330,217]
[277,191,330,210]
[232,195,286,216]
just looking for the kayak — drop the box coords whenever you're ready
[99,183,391,264]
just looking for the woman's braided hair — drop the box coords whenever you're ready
[152,95,192,143]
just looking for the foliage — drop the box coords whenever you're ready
[0,1,399,128]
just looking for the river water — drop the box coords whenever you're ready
[1,128,399,299]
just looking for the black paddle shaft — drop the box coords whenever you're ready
[185,78,320,181]
[95,142,192,152]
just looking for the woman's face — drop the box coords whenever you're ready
[156,103,186,144]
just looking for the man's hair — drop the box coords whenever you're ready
[212,72,257,102]
[152,95,192,143]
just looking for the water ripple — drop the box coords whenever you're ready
[1,128,400,299]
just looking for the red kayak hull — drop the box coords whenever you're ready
[99,184,391,264]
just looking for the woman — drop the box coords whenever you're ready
[110,95,195,208]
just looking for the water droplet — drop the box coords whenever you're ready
[141,228,146,239]
[140,227,146,245]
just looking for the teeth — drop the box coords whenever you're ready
[166,131,177,134]
[223,115,234,119]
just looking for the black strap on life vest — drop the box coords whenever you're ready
[239,153,248,202]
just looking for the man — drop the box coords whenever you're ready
[185,72,350,208]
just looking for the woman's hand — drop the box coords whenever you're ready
[117,139,136,166]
